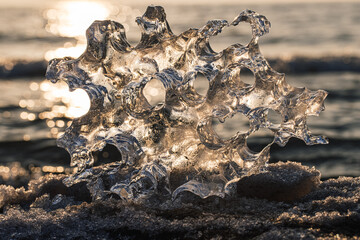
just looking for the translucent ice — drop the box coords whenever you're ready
[45,6,328,201]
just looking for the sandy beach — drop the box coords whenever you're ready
[1,162,359,239]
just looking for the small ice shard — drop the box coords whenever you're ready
[45,6,328,201]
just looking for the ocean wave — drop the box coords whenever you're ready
[326,89,360,101]
[0,60,47,78]
[268,56,360,73]
[0,33,74,43]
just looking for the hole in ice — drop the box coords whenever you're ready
[268,109,282,125]
[209,23,252,53]
[213,112,249,140]
[240,69,255,85]
[40,80,91,119]
[193,73,209,97]
[247,128,274,153]
[143,78,166,107]
[93,144,122,166]
[66,89,91,118]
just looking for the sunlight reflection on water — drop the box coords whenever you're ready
[44,1,112,60]
[45,1,111,38]
[40,81,91,119]
[16,79,90,140]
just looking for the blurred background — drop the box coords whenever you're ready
[0,0,359,187]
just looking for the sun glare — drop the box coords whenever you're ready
[44,1,111,60]
[45,42,86,61]
[40,80,91,119]
[45,1,111,38]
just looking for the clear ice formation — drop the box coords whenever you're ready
[46,6,328,201]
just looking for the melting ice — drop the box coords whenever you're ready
[46,6,328,201]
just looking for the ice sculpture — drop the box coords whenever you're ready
[46,6,328,201]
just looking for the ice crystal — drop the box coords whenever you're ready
[46,6,328,201]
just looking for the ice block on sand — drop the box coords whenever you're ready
[46,6,328,201]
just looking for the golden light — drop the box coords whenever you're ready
[47,120,56,128]
[66,88,91,118]
[143,79,166,106]
[20,112,28,119]
[29,82,39,91]
[44,1,112,60]
[42,166,65,173]
[40,80,91,119]
[23,134,31,141]
[45,43,87,61]
[45,1,111,38]
[0,166,10,174]
[27,113,36,121]
[19,100,27,108]
[56,120,65,128]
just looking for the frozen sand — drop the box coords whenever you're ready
[0,161,359,239]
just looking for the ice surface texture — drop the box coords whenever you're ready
[46,6,328,201]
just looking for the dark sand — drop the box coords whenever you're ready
[0,162,359,239]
